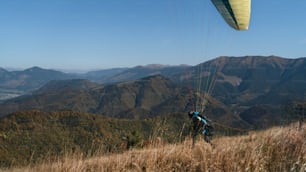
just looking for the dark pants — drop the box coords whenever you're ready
[192,119,204,146]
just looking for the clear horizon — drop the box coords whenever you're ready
[1,0,306,70]
[3,55,305,74]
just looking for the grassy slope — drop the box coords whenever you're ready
[3,123,305,172]
[0,110,189,167]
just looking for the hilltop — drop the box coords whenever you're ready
[2,123,305,172]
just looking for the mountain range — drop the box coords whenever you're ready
[1,56,306,128]
[1,55,306,167]
[0,64,190,92]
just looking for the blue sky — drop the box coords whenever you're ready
[1,0,306,71]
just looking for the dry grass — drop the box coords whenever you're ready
[2,123,306,172]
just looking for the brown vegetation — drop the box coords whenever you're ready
[3,123,305,172]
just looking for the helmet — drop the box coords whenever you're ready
[188,111,194,118]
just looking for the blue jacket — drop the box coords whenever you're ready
[192,111,207,125]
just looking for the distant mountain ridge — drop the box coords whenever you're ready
[210,56,306,104]
[0,65,187,101]
[0,64,190,91]
[0,75,245,128]
[0,66,74,91]
[98,64,190,83]
[1,56,306,128]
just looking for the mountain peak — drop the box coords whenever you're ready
[25,66,44,72]
[205,55,291,69]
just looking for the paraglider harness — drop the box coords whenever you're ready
[188,111,214,143]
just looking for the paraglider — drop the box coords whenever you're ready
[188,0,252,146]
[211,0,251,30]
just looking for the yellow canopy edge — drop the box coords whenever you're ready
[211,0,251,30]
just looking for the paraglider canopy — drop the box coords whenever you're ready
[211,0,251,30]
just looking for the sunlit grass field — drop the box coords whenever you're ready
[2,123,305,172]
